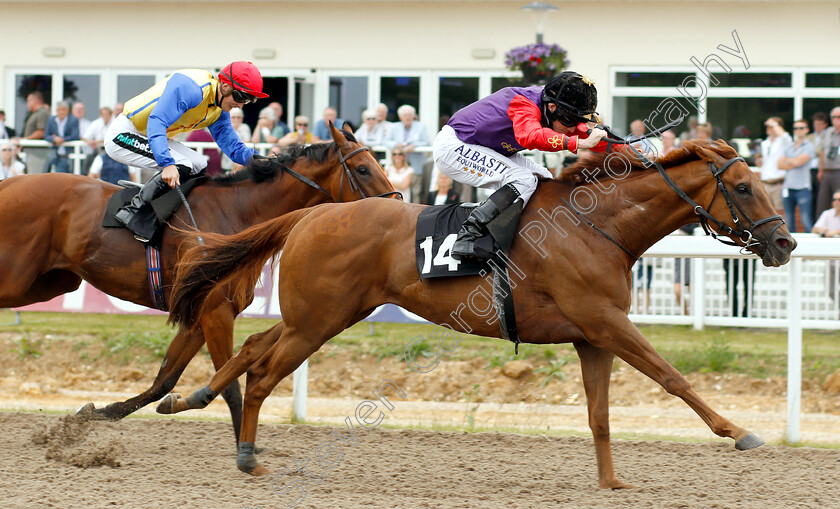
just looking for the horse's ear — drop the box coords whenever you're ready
[329,120,348,146]
[693,143,726,166]
[341,122,354,136]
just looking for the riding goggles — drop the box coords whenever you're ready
[231,89,258,105]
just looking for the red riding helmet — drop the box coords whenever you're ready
[218,61,269,99]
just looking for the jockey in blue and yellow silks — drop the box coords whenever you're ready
[105,61,269,242]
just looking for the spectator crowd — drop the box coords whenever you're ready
[4,88,840,224]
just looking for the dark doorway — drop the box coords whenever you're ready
[244,77,288,132]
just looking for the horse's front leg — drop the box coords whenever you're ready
[580,309,762,449]
[82,325,205,420]
[573,340,636,489]
[198,300,244,444]
[156,321,285,416]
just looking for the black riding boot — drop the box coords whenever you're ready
[451,184,520,260]
[114,172,171,242]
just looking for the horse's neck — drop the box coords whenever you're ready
[609,161,711,256]
[223,163,333,229]
[548,160,710,260]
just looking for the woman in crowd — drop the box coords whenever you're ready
[277,115,321,147]
[384,145,413,203]
[0,140,24,180]
[426,172,460,205]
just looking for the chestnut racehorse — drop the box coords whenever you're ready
[0,124,396,441]
[165,140,796,487]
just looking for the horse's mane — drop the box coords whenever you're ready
[209,131,359,185]
[560,139,739,185]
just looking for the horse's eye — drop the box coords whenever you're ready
[736,183,750,195]
[357,166,370,176]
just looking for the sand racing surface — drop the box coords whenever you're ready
[1,411,839,509]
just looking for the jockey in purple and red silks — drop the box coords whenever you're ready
[433,71,611,260]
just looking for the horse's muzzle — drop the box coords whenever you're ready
[760,228,796,267]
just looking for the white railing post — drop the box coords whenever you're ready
[292,359,308,422]
[691,257,705,330]
[786,257,803,444]
[72,142,82,175]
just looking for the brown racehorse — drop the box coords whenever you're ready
[164,140,796,487]
[0,123,396,441]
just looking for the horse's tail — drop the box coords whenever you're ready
[168,207,316,328]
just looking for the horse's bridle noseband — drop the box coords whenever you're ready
[279,144,403,203]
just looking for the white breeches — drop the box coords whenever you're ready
[432,125,552,204]
[104,114,207,175]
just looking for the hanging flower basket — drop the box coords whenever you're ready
[505,43,569,85]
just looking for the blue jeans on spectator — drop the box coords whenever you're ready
[46,155,72,173]
[782,188,813,232]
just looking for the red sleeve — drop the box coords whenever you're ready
[507,95,579,153]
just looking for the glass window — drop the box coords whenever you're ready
[328,76,368,128]
[294,78,314,121]
[380,76,419,122]
[611,96,698,138]
[714,73,791,88]
[491,77,514,93]
[14,74,52,135]
[707,97,793,141]
[63,74,100,119]
[804,98,839,123]
[438,77,479,123]
[117,75,155,104]
[615,72,688,87]
[805,73,840,88]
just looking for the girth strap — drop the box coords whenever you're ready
[146,244,167,311]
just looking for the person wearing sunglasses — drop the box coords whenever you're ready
[105,61,269,241]
[432,71,608,260]
[0,140,24,180]
[277,116,322,147]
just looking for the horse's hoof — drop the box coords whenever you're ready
[251,464,273,477]
[76,402,96,416]
[155,393,181,414]
[735,432,764,450]
[603,480,637,490]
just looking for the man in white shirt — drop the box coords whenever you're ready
[82,106,114,153]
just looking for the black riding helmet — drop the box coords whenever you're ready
[541,71,600,127]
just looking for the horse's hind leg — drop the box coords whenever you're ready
[237,325,328,476]
[585,311,760,448]
[156,321,285,416]
[573,341,635,490]
[84,325,205,420]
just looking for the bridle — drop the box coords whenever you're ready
[653,154,785,256]
[584,123,785,258]
[279,145,402,203]
[337,145,402,201]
